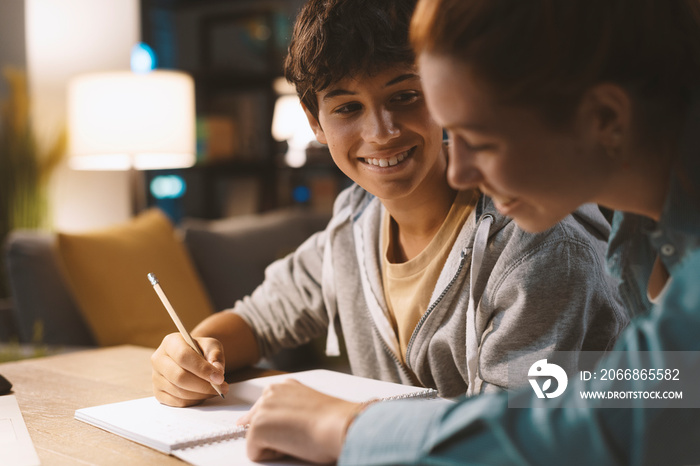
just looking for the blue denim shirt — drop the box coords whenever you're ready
[340,104,700,465]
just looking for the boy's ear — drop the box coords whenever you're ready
[302,104,328,145]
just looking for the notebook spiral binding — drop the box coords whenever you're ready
[379,388,439,401]
[173,424,249,450]
[173,388,439,450]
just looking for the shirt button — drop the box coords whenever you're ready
[661,244,675,256]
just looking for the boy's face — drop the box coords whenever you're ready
[304,65,445,203]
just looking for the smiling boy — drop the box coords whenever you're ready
[151,0,627,408]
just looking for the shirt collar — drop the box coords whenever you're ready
[608,87,700,274]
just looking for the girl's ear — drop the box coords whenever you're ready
[581,83,632,156]
[302,103,328,145]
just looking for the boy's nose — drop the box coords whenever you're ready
[363,108,400,144]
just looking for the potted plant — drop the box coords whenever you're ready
[0,67,64,318]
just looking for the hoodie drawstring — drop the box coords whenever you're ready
[465,215,493,396]
[323,206,352,357]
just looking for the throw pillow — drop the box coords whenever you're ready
[56,208,214,348]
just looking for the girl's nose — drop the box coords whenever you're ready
[447,142,483,189]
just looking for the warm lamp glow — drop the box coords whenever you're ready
[67,70,196,170]
[271,95,314,142]
[271,94,316,168]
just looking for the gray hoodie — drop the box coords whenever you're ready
[232,184,628,398]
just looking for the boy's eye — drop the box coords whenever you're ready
[391,91,420,105]
[333,102,362,115]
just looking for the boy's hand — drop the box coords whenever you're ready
[237,379,359,464]
[151,332,228,406]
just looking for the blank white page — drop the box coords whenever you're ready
[0,395,40,466]
[75,369,438,465]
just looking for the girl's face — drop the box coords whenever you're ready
[418,53,612,233]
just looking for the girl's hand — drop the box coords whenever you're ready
[238,379,360,464]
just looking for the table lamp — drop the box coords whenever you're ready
[67,68,195,213]
[271,78,316,168]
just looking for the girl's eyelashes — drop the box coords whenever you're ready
[465,141,497,152]
[448,132,497,152]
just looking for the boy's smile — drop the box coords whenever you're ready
[358,145,414,168]
[304,65,446,205]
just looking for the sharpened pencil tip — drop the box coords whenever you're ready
[220,393,225,399]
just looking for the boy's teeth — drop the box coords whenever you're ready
[365,150,408,167]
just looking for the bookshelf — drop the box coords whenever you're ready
[140,0,348,220]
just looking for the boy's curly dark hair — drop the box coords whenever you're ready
[284,0,417,119]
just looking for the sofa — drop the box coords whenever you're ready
[3,207,332,370]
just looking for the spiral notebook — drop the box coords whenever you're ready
[74,369,438,466]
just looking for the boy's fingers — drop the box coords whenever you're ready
[154,334,228,399]
[195,337,225,369]
[209,361,225,385]
[163,334,223,382]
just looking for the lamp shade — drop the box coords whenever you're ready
[271,94,317,168]
[271,94,315,143]
[67,70,196,170]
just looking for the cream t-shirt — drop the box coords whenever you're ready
[382,190,478,362]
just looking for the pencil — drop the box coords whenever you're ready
[147,273,225,398]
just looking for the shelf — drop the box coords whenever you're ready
[141,0,339,221]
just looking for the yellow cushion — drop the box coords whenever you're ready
[56,208,215,348]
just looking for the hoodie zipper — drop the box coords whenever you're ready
[369,318,419,385]
[404,213,494,368]
[404,249,468,366]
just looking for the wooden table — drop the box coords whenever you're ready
[0,345,273,465]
